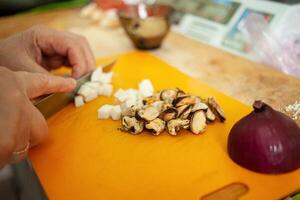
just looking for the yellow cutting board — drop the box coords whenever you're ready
[29,52,300,200]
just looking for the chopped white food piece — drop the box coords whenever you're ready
[98,84,113,96]
[139,79,154,97]
[77,85,95,98]
[91,68,103,82]
[84,81,100,91]
[114,88,128,102]
[74,96,85,107]
[98,105,113,119]
[84,89,98,102]
[90,9,104,22]
[125,89,139,99]
[99,72,113,84]
[80,3,97,18]
[111,105,122,120]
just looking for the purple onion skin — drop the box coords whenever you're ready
[228,101,300,174]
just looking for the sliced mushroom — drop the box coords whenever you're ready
[206,107,216,122]
[137,106,160,121]
[207,97,226,122]
[176,88,186,97]
[145,118,166,135]
[121,116,144,134]
[151,100,164,113]
[173,95,197,107]
[192,102,208,112]
[161,102,173,112]
[167,119,190,136]
[178,105,192,119]
[143,96,158,105]
[190,111,207,134]
[160,89,178,103]
[160,108,177,122]
[176,105,189,117]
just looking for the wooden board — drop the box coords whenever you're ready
[29,52,300,200]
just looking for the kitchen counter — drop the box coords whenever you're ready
[0,8,299,113]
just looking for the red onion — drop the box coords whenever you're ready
[227,100,300,174]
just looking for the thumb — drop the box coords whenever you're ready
[16,71,77,99]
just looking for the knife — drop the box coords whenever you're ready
[34,59,117,119]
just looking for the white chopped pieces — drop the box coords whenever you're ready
[84,90,98,102]
[99,72,113,84]
[77,85,95,99]
[283,101,300,120]
[91,68,103,82]
[139,79,154,97]
[98,84,113,96]
[85,81,100,90]
[98,105,113,119]
[111,105,122,120]
[74,96,85,107]
[74,67,114,107]
[114,88,128,102]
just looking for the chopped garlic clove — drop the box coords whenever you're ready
[98,84,113,96]
[111,105,122,120]
[74,96,85,107]
[91,68,103,82]
[98,105,113,119]
[99,72,113,84]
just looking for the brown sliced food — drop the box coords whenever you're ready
[206,107,216,122]
[151,100,164,112]
[160,108,177,122]
[192,102,208,112]
[178,105,192,119]
[145,118,166,135]
[176,88,186,97]
[207,97,226,122]
[167,119,190,136]
[173,95,197,107]
[160,89,178,103]
[190,110,207,134]
[137,106,160,121]
[121,116,144,134]
[176,105,189,117]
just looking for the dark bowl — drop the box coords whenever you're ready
[118,4,173,50]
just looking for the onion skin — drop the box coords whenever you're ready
[228,101,300,174]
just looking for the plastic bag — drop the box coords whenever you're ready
[239,13,300,78]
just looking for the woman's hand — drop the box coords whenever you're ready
[0,67,76,167]
[0,25,95,79]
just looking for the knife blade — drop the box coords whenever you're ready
[34,59,117,119]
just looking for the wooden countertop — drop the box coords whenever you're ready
[0,9,299,113]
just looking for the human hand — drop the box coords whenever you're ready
[0,25,95,79]
[0,66,76,167]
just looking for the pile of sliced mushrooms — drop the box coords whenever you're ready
[96,78,226,136]
[120,88,226,136]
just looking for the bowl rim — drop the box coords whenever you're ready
[117,4,173,20]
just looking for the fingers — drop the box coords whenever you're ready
[15,71,77,99]
[28,103,48,146]
[32,25,96,78]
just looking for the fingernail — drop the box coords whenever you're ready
[66,78,77,89]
